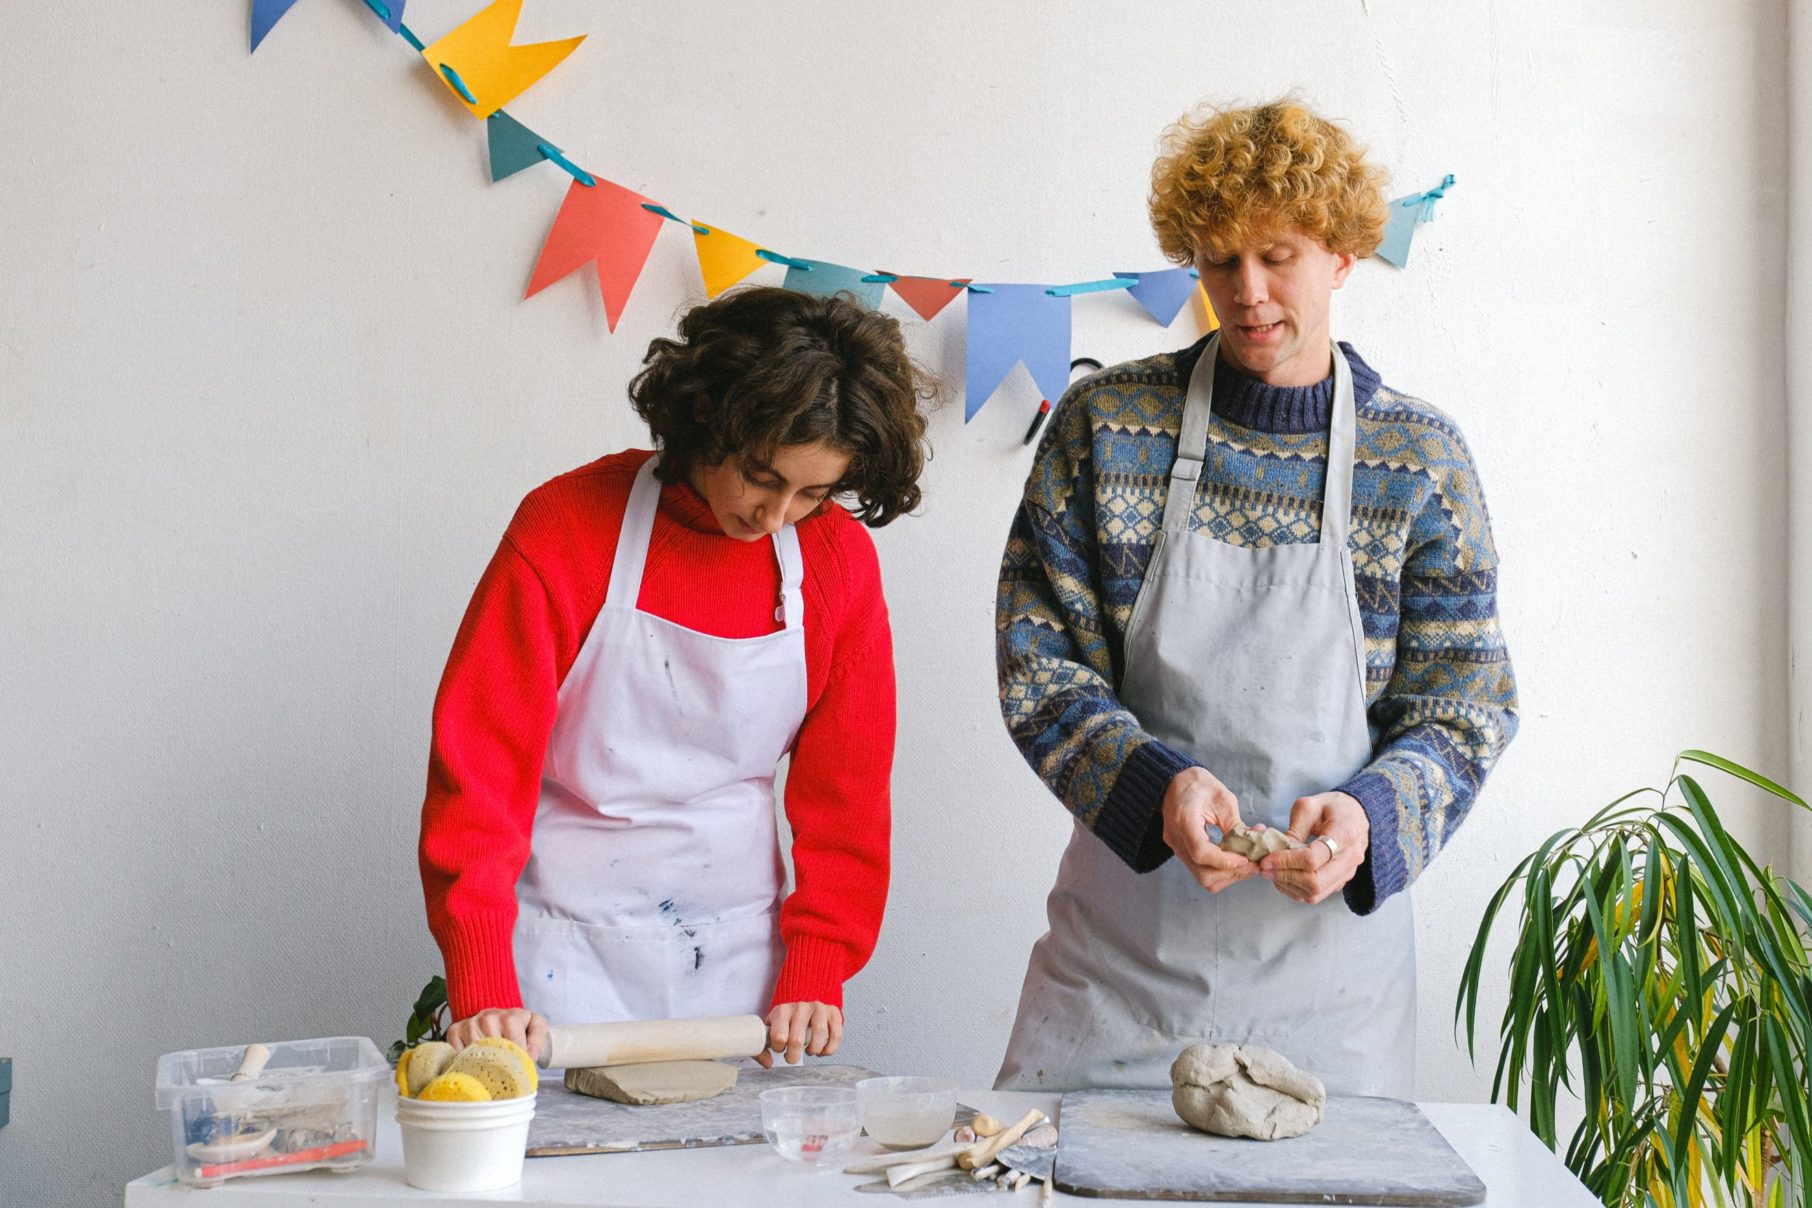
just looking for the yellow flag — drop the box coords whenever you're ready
[421,0,584,119]
[1197,283,1220,332]
[692,225,767,298]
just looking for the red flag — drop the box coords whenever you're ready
[525,177,665,332]
[886,275,969,322]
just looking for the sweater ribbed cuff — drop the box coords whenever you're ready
[1095,739,1202,873]
[771,935,849,1009]
[435,916,524,1020]
[1336,770,1407,916]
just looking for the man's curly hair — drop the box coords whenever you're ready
[629,286,935,527]
[1149,97,1389,263]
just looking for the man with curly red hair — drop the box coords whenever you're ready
[995,99,1518,1095]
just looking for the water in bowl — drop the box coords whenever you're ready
[762,1117,860,1164]
[864,1100,955,1149]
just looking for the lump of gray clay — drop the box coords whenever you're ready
[1218,823,1302,861]
[1171,1043,1326,1140]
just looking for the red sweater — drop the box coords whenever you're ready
[420,450,894,1019]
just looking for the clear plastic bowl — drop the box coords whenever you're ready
[758,1085,861,1165]
[856,1076,959,1150]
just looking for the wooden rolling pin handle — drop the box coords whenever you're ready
[539,1015,768,1070]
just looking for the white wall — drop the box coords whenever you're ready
[0,2,1796,1204]
[1791,0,1812,882]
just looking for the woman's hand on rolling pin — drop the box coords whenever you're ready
[446,1008,550,1063]
[1260,790,1371,905]
[756,1002,843,1067]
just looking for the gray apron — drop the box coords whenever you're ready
[995,336,1417,1097]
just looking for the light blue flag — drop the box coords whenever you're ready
[964,284,1072,422]
[782,260,886,309]
[250,0,303,52]
[1115,268,1199,326]
[1375,175,1456,269]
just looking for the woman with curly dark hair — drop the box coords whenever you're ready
[418,286,934,1069]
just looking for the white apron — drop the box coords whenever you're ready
[996,336,1418,1097]
[513,456,807,1029]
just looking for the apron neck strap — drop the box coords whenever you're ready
[606,454,808,630]
[606,456,665,607]
[1162,334,1219,534]
[1163,335,1359,547]
[1321,342,1358,548]
[771,525,804,631]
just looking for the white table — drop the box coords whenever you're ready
[126,1090,1601,1207]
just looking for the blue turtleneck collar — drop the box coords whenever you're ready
[1173,332,1383,434]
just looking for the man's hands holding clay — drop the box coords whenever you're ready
[1260,790,1370,905]
[1162,770,1369,904]
[1161,767,1258,893]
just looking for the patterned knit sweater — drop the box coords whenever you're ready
[996,335,1518,914]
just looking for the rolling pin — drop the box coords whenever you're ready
[540,1015,768,1070]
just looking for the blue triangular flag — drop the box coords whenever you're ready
[251,0,303,52]
[1375,175,1455,269]
[1115,268,1198,326]
[1374,196,1430,268]
[781,260,885,310]
[964,285,1072,421]
[487,112,554,182]
[370,0,405,32]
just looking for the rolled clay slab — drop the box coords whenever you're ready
[1218,823,1303,861]
[565,1060,740,1105]
[1171,1043,1326,1140]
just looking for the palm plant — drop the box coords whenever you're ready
[1457,751,1811,1207]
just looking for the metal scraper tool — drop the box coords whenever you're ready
[998,1121,1057,1181]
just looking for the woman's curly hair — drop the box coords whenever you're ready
[1149,97,1388,263]
[629,286,936,527]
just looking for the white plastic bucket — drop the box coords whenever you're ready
[395,1092,536,1192]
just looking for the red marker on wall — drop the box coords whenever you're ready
[1021,398,1053,446]
[1022,357,1105,448]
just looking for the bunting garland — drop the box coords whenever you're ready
[964,286,1073,423]
[691,226,768,298]
[249,1,1450,421]
[420,0,585,118]
[525,177,665,332]
[1117,268,1205,327]
[250,0,304,51]
[884,276,970,321]
[781,260,888,310]
[1375,174,1455,269]
[485,111,556,183]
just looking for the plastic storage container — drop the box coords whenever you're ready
[153,1036,387,1187]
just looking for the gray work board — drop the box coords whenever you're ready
[527,1064,976,1158]
[1054,1089,1486,1205]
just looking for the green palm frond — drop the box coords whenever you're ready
[1457,753,1810,1207]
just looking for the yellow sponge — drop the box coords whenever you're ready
[466,1037,539,1092]
[418,1071,493,1102]
[447,1047,530,1099]
[396,1041,457,1098]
